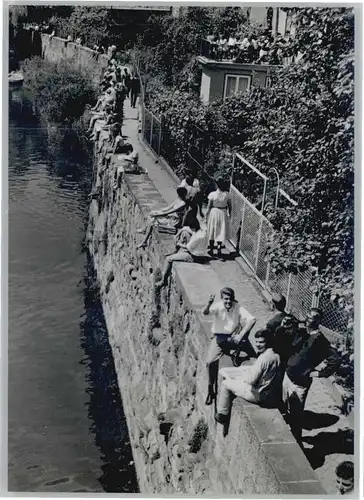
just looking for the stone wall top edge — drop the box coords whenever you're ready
[40,32,108,61]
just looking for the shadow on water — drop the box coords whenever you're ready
[80,255,139,493]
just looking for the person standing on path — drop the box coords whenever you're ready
[282,308,340,442]
[205,177,232,259]
[266,293,288,333]
[202,288,256,405]
[215,329,281,426]
[122,68,131,98]
[129,74,141,108]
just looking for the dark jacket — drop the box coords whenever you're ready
[266,312,287,334]
[286,330,340,387]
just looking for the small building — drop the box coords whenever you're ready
[196,56,275,104]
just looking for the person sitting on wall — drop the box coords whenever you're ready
[336,461,354,495]
[203,288,257,405]
[214,329,282,425]
[97,117,121,153]
[119,150,147,175]
[136,187,190,249]
[155,219,209,288]
[87,104,114,139]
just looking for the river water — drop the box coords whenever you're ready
[8,90,138,493]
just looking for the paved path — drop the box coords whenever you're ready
[120,96,354,494]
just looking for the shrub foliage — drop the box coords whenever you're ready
[20,56,97,123]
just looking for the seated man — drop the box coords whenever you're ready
[215,329,282,425]
[203,288,257,405]
[155,218,207,288]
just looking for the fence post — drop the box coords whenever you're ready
[238,199,246,252]
[230,153,236,187]
[254,218,263,271]
[286,272,292,312]
[261,177,267,214]
[265,260,271,289]
[158,117,162,156]
[141,103,145,140]
[150,113,153,146]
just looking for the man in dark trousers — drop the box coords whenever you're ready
[130,74,141,108]
[282,308,340,442]
[122,68,131,98]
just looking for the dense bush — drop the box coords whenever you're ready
[20,56,97,123]
[134,7,249,91]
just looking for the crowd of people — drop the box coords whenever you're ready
[204,31,296,65]
[87,58,143,179]
[136,174,351,488]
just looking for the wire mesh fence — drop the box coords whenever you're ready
[319,294,349,333]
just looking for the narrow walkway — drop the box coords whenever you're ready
[120,95,353,494]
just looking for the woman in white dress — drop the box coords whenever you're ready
[206,178,232,259]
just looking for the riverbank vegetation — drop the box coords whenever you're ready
[21,56,97,123]
[20,56,97,162]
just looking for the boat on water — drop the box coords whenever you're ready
[9,71,24,88]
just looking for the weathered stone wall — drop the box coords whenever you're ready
[87,156,325,495]
[40,34,108,85]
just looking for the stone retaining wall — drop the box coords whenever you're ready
[87,153,325,495]
[40,33,108,85]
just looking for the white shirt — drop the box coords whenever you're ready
[186,228,208,257]
[208,301,255,335]
[241,348,281,396]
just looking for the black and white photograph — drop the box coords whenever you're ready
[6,3,357,496]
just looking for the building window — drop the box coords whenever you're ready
[265,76,271,88]
[224,74,251,99]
